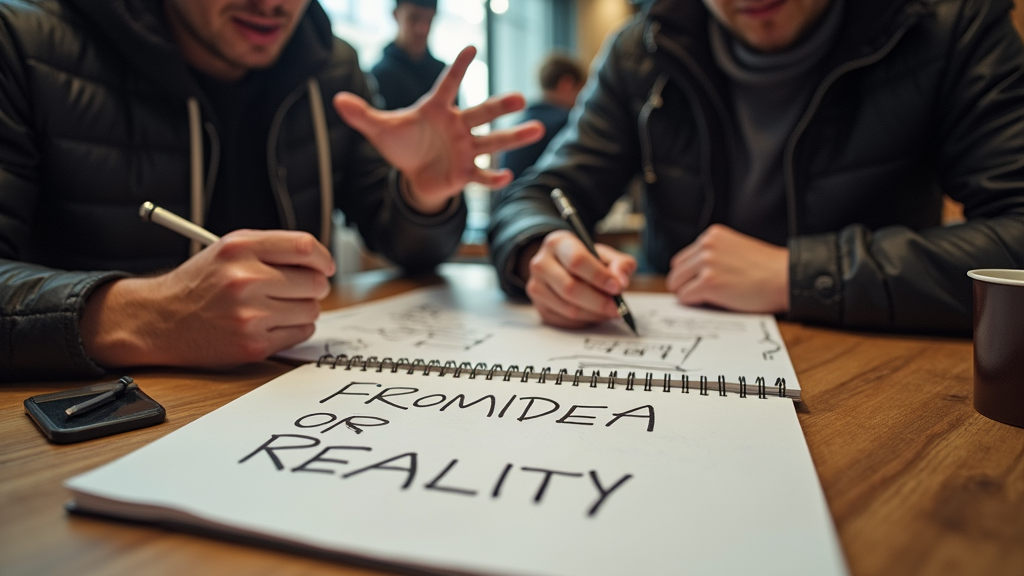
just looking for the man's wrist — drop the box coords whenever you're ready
[399,175,452,215]
[513,238,544,287]
[80,277,161,368]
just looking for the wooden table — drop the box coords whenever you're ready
[1,263,1022,576]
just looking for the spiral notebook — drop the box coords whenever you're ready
[278,285,803,400]
[66,361,846,576]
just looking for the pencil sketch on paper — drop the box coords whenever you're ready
[547,337,702,372]
[634,309,747,339]
[323,338,369,357]
[327,303,493,352]
[758,321,781,361]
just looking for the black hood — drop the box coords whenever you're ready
[63,0,335,108]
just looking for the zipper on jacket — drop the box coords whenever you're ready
[782,12,922,237]
[639,74,668,185]
[648,25,734,232]
[648,5,924,240]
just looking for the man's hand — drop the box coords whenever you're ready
[79,230,335,369]
[521,230,637,329]
[666,224,790,313]
[333,46,544,214]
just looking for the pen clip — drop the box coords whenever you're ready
[550,188,576,219]
[65,376,136,418]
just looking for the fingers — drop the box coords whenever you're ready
[595,244,637,288]
[524,231,626,328]
[264,265,332,301]
[526,261,619,326]
[333,92,382,139]
[666,249,699,293]
[430,46,476,107]
[473,121,545,155]
[218,230,336,276]
[261,295,322,327]
[263,324,318,357]
[527,277,609,329]
[549,232,627,296]
[471,167,514,189]
[238,297,321,360]
[462,92,527,127]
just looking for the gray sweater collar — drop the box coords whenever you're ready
[710,0,845,85]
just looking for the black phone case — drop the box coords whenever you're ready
[24,382,166,444]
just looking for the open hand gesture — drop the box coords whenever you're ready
[333,46,544,213]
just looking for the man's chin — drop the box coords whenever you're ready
[226,48,287,72]
[735,26,801,53]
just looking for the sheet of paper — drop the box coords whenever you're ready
[279,285,801,398]
[66,364,845,576]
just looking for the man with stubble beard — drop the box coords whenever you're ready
[0,0,543,380]
[489,0,1024,335]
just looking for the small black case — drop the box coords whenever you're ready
[24,380,165,444]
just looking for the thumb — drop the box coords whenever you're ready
[333,92,378,138]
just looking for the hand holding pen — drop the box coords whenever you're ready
[515,189,639,333]
[78,203,335,370]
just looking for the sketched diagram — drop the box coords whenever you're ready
[547,337,702,372]
[758,321,782,361]
[341,303,493,351]
[323,338,369,357]
[635,309,746,338]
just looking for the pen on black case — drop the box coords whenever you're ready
[139,201,220,247]
[550,188,639,336]
[65,376,137,418]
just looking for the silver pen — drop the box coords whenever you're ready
[139,201,220,247]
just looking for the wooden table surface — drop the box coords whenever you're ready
[1,263,1022,576]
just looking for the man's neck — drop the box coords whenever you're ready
[395,38,427,62]
[543,89,577,110]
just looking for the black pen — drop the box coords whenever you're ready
[65,376,137,418]
[550,188,639,335]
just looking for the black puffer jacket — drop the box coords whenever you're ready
[0,0,466,381]
[489,0,1024,336]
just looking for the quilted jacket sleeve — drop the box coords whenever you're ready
[0,8,127,382]
[788,1,1024,335]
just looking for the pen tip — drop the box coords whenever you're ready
[139,202,155,220]
[624,313,639,336]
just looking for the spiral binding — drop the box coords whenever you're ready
[315,354,790,399]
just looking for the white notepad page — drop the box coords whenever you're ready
[66,363,845,576]
[278,286,802,399]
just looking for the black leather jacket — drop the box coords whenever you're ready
[0,0,466,381]
[489,0,1024,336]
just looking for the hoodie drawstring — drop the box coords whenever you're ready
[186,79,334,253]
[306,78,334,246]
[186,97,204,256]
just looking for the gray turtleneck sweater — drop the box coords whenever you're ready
[710,0,844,246]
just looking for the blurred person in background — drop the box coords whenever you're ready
[371,0,451,110]
[501,53,586,179]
